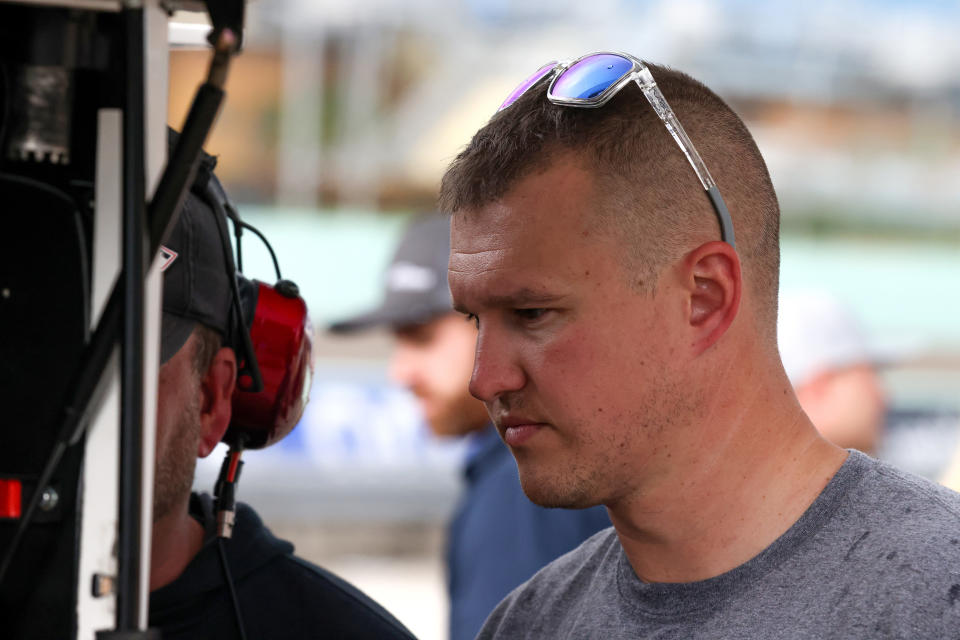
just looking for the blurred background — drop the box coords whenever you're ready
[172,1,960,638]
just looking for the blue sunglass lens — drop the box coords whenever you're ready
[551,54,633,101]
[499,62,558,111]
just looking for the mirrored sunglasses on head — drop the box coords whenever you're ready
[498,51,736,248]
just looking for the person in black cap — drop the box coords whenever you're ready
[146,143,415,640]
[330,215,609,640]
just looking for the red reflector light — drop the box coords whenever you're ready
[0,479,22,519]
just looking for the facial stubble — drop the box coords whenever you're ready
[153,386,202,523]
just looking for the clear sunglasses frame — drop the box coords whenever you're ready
[504,51,736,248]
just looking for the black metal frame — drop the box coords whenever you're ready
[0,1,244,636]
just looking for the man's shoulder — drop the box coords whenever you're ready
[259,553,416,638]
[830,455,960,566]
[498,526,617,606]
[202,497,415,639]
[870,456,960,508]
[847,455,960,536]
[153,496,414,639]
[790,459,960,638]
[477,527,618,638]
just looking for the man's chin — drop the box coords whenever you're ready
[518,473,597,510]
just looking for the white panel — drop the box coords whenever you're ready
[145,1,168,197]
[90,111,123,323]
[0,0,121,10]
[76,1,171,633]
[76,109,123,639]
[139,1,169,627]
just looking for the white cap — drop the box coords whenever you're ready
[777,289,872,386]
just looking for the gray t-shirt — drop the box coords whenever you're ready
[478,451,960,639]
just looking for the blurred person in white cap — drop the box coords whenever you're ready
[777,289,887,455]
[330,214,609,640]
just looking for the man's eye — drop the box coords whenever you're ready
[514,308,547,322]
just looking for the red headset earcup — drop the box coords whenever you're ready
[226,280,313,449]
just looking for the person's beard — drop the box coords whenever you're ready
[153,388,202,523]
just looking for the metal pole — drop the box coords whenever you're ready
[116,4,147,631]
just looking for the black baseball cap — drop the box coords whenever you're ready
[159,133,233,363]
[329,215,453,333]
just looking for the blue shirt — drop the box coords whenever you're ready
[447,425,611,640]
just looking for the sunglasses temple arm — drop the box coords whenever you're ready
[637,79,736,247]
[707,186,736,248]
[638,82,717,191]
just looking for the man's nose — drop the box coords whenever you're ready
[468,326,525,403]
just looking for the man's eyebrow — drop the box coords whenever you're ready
[455,288,566,313]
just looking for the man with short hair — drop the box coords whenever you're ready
[440,54,960,638]
[330,214,609,640]
[147,150,415,640]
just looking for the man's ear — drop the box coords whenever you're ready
[197,346,237,458]
[683,241,741,356]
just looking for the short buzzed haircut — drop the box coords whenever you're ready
[439,62,781,340]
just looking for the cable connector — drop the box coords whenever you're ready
[216,508,236,539]
[214,443,244,539]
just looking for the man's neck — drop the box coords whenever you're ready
[608,373,848,584]
[149,495,206,592]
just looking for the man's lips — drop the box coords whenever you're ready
[496,417,549,447]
